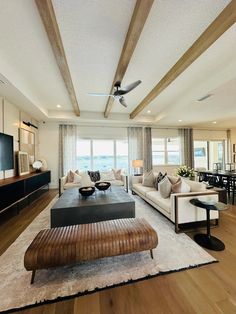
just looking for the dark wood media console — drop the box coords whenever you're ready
[0,171,51,214]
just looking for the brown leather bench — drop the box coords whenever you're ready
[24,218,158,284]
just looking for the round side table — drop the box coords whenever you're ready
[190,198,228,251]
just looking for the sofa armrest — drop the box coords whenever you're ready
[170,191,219,232]
[59,175,67,196]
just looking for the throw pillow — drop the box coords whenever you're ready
[100,171,116,181]
[67,170,75,183]
[80,173,93,187]
[172,178,191,193]
[73,172,82,184]
[167,175,179,185]
[154,172,166,190]
[112,168,122,180]
[142,171,155,187]
[88,170,100,182]
[158,176,172,198]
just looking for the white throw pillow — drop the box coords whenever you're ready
[73,173,82,184]
[158,176,172,199]
[100,171,116,181]
[172,178,190,193]
[80,173,93,187]
[112,168,122,180]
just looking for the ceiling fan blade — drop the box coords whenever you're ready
[121,80,142,93]
[119,96,128,108]
[88,93,114,97]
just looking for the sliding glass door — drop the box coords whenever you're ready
[194,140,225,170]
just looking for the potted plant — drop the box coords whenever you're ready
[176,165,195,179]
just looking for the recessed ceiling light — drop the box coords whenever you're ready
[147,110,151,114]
[178,119,182,122]
[56,104,61,108]
[212,121,217,124]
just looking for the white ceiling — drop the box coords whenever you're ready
[0,0,235,128]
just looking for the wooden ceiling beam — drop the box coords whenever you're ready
[35,0,80,116]
[130,1,236,119]
[104,0,154,118]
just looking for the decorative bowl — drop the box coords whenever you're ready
[79,186,95,197]
[95,181,111,191]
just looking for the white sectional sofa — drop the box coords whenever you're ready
[59,172,128,195]
[131,175,219,233]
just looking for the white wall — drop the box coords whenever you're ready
[0,97,38,180]
[38,122,59,189]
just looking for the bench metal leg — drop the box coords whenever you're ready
[150,249,153,259]
[31,270,36,284]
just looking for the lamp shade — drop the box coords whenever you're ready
[132,159,144,168]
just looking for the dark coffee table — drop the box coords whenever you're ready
[190,198,228,251]
[51,186,135,227]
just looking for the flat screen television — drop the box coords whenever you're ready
[0,132,14,171]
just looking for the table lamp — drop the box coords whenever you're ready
[132,159,143,176]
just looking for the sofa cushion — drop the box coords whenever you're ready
[142,171,155,187]
[97,179,123,186]
[88,170,100,182]
[64,181,95,190]
[146,191,171,213]
[167,175,179,185]
[133,183,156,197]
[172,178,191,193]
[158,176,172,199]
[183,179,206,192]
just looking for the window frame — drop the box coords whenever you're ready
[152,137,180,166]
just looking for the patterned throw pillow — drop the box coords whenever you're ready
[88,171,101,182]
[154,172,166,190]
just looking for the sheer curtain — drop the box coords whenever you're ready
[143,127,152,172]
[59,125,79,177]
[179,128,194,168]
[127,127,143,174]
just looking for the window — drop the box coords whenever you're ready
[76,140,91,171]
[93,140,114,171]
[152,137,180,165]
[76,139,128,172]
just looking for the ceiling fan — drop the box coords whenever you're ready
[88,80,141,107]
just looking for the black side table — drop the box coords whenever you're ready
[190,198,228,251]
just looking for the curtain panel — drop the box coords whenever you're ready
[127,127,143,174]
[179,128,194,168]
[143,127,153,172]
[59,125,79,177]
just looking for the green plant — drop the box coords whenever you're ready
[176,165,194,178]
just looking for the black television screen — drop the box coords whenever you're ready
[0,132,14,171]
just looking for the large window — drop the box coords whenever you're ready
[194,140,225,170]
[152,137,180,165]
[76,139,128,172]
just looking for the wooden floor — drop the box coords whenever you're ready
[1,191,236,314]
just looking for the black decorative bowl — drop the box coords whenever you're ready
[79,186,95,197]
[95,181,111,191]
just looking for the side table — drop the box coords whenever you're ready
[189,198,228,251]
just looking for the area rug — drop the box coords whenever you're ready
[0,194,217,313]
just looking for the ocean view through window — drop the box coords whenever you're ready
[76,139,128,172]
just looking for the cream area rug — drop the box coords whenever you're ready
[0,194,217,313]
